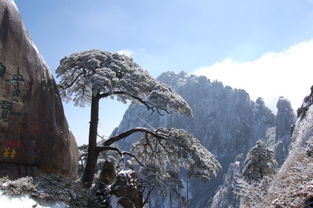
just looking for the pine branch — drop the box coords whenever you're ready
[103,127,167,146]
[95,146,144,166]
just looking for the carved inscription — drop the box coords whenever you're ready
[0,66,28,124]
[0,63,6,77]
[6,67,25,102]
[0,100,13,122]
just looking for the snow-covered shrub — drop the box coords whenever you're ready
[131,128,221,207]
[235,176,271,208]
[242,140,277,182]
[235,140,277,207]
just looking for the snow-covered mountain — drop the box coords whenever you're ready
[0,72,302,208]
[258,91,313,207]
[211,96,295,207]
[114,71,293,207]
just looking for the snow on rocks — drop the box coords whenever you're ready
[0,191,67,208]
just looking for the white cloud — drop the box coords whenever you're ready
[193,39,313,113]
[117,49,134,57]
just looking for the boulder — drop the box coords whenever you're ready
[99,160,116,185]
[110,170,142,208]
[0,0,78,178]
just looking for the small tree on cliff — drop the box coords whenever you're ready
[242,140,277,182]
[56,50,220,188]
[236,140,277,207]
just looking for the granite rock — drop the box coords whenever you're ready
[0,0,78,178]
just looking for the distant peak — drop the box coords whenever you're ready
[158,71,189,79]
[276,97,293,112]
[177,71,189,78]
[256,97,265,105]
[157,71,191,89]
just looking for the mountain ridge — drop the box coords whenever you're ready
[114,71,289,207]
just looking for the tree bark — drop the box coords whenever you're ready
[82,94,100,188]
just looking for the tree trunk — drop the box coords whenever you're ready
[82,95,100,188]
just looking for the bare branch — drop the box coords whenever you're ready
[99,90,173,116]
[59,71,84,90]
[97,134,109,140]
[95,146,144,166]
[122,152,145,167]
[145,133,154,152]
[156,108,165,116]
[103,127,167,146]
[157,138,172,154]
[164,108,171,114]
[143,186,155,206]
[113,91,155,112]
[99,92,110,98]
[96,146,123,156]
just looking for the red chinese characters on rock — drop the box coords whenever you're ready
[19,122,42,136]
[4,140,22,148]
[2,140,23,159]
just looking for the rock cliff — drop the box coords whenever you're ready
[211,97,295,207]
[258,87,313,207]
[0,0,78,178]
[273,97,295,165]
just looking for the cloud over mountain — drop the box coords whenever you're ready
[193,39,313,112]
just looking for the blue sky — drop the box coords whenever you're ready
[14,0,313,145]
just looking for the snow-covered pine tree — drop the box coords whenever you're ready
[242,140,276,182]
[56,50,221,198]
[236,140,277,207]
[131,128,221,207]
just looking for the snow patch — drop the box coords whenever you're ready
[110,195,122,208]
[116,50,134,57]
[0,191,68,208]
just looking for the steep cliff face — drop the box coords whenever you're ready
[211,98,295,207]
[114,71,275,207]
[211,155,243,208]
[259,91,313,208]
[0,0,78,178]
[117,72,274,159]
[273,97,295,165]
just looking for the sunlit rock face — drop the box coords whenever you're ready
[114,71,276,207]
[0,0,78,178]
[211,155,243,208]
[290,101,313,153]
[257,91,313,208]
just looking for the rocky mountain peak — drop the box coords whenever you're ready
[276,97,295,140]
[115,71,276,207]
[256,97,265,106]
[257,87,313,207]
[157,71,190,89]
